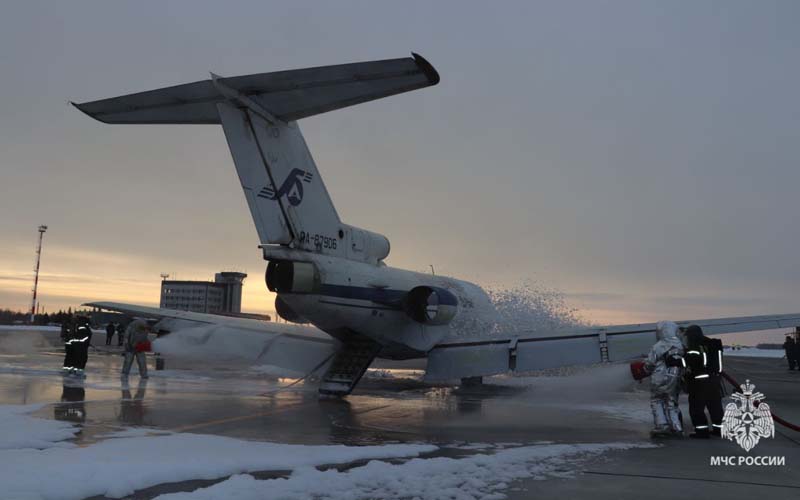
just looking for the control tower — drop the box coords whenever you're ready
[214,271,247,314]
[160,271,247,314]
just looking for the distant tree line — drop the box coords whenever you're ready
[0,308,73,325]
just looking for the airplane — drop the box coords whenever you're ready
[74,54,800,396]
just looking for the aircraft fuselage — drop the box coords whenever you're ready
[263,246,494,357]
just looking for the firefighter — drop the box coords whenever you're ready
[643,321,685,437]
[683,324,724,438]
[122,319,150,379]
[783,335,797,370]
[71,316,93,377]
[61,317,74,374]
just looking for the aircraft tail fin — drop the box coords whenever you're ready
[74,54,439,255]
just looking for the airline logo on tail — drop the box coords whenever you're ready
[258,168,313,206]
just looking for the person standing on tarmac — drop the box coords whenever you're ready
[116,322,125,347]
[783,335,798,371]
[122,319,150,379]
[106,322,115,346]
[71,316,93,377]
[61,316,74,374]
[683,324,724,438]
[794,336,800,371]
[643,321,685,437]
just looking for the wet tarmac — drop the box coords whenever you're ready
[521,357,800,500]
[1,329,799,499]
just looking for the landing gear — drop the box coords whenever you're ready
[460,376,483,387]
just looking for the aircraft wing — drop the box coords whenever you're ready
[84,301,338,376]
[425,313,800,381]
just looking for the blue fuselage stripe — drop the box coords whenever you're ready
[307,284,458,306]
[318,284,405,305]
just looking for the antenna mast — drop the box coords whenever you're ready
[30,225,47,323]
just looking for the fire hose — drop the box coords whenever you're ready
[720,371,800,433]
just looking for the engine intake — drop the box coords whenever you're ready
[265,261,318,293]
[404,286,458,325]
[275,296,309,323]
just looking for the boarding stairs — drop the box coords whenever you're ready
[319,336,381,396]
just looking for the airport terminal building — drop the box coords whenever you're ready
[160,272,246,314]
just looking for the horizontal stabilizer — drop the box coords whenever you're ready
[73,54,439,124]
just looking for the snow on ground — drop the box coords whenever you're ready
[0,404,436,500]
[3,434,437,500]
[724,347,784,358]
[0,404,78,450]
[157,442,655,500]
[0,393,655,500]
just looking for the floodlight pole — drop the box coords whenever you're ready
[30,225,47,323]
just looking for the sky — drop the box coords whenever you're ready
[1,0,800,326]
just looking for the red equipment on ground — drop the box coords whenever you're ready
[629,360,648,381]
[134,340,151,353]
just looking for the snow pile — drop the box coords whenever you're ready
[0,405,78,450]
[0,404,436,500]
[157,442,653,500]
[2,434,435,500]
